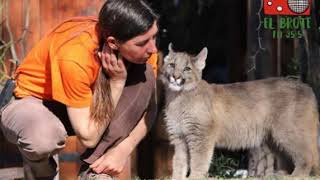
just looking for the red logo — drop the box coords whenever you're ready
[264,0,311,15]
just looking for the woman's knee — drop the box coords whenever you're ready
[1,97,67,160]
[19,124,67,160]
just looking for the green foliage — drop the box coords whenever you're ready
[286,57,300,76]
[0,39,13,85]
[208,152,240,178]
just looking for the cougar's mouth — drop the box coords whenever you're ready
[168,76,184,91]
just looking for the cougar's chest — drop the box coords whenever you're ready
[164,92,204,137]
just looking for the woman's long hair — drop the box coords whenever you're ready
[90,0,158,126]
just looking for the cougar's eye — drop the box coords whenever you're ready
[184,67,191,71]
[168,63,175,68]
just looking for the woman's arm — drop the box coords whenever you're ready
[89,90,157,174]
[89,111,149,174]
[67,44,127,148]
[67,80,125,148]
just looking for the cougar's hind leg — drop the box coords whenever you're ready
[271,128,314,176]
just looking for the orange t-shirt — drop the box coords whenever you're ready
[14,17,158,108]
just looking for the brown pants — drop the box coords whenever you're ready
[0,96,67,178]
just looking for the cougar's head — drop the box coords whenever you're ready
[160,43,208,92]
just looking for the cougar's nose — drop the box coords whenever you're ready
[173,73,181,80]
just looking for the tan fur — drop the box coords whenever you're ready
[160,45,320,179]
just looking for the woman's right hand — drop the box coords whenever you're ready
[97,44,127,84]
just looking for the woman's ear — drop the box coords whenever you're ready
[106,36,119,50]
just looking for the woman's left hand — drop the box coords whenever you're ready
[97,44,127,84]
[89,143,131,175]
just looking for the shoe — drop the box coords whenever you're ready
[78,164,115,180]
[86,173,114,180]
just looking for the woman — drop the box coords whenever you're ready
[0,0,158,179]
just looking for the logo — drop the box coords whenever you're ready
[263,0,312,39]
[264,0,311,15]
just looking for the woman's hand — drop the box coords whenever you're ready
[97,44,127,84]
[89,113,149,176]
[89,142,131,176]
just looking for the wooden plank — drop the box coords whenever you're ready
[153,141,173,179]
[39,0,58,37]
[0,167,24,179]
[57,0,77,23]
[77,0,102,16]
[8,0,23,60]
[57,0,103,23]
[60,161,79,180]
[24,0,40,55]
[96,0,106,12]
[19,0,30,59]
[62,136,77,154]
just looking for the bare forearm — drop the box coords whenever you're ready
[117,113,148,154]
[67,82,125,148]
[110,80,125,108]
[84,81,125,145]
[120,91,157,152]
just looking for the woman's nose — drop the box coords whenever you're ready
[147,40,158,53]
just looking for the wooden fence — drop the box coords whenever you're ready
[1,0,104,61]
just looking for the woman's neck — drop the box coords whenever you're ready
[124,60,132,71]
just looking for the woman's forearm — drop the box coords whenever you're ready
[117,113,148,154]
[83,80,125,147]
[109,80,125,108]
[67,81,125,148]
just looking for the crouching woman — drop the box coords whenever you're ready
[0,0,158,179]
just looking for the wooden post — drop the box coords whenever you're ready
[152,112,174,179]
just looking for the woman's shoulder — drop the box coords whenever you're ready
[147,53,158,77]
[49,17,100,70]
[49,16,99,59]
[49,16,98,35]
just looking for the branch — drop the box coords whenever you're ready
[256,0,266,51]
[5,0,19,64]
[247,0,266,73]
[0,0,3,38]
[18,0,30,61]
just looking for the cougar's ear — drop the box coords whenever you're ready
[164,53,170,63]
[164,43,174,63]
[194,47,208,70]
[168,43,173,52]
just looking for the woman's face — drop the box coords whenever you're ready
[118,21,158,64]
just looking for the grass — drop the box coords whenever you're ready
[132,176,320,180]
